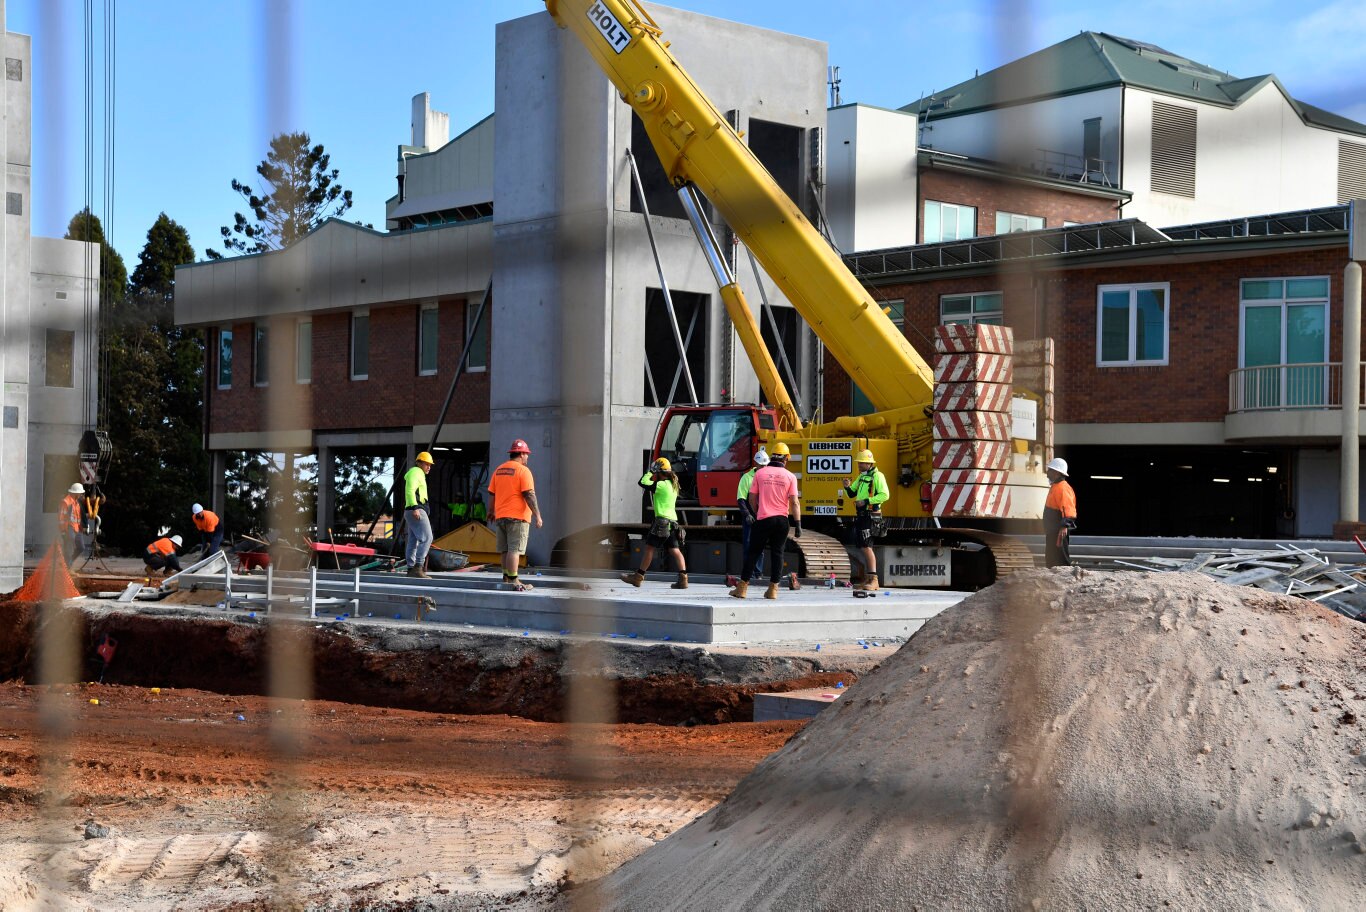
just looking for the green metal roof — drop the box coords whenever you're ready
[899,32,1366,138]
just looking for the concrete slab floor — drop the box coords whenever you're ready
[34,555,969,649]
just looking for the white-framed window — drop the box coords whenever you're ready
[295,319,312,384]
[351,310,370,380]
[1238,276,1329,408]
[253,323,269,387]
[995,211,1044,234]
[418,303,439,376]
[941,291,1003,326]
[217,328,233,389]
[923,200,976,243]
[465,300,488,372]
[1097,282,1169,366]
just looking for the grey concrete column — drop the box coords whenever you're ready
[1343,260,1363,525]
[316,446,333,536]
[210,450,228,517]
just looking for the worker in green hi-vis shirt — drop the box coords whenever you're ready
[620,457,689,590]
[842,449,890,591]
[403,451,435,578]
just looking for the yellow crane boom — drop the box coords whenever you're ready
[545,0,936,416]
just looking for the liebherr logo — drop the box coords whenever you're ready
[587,1,631,54]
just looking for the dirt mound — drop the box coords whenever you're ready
[596,570,1365,911]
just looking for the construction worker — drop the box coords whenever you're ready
[730,442,800,600]
[736,448,769,577]
[487,439,542,591]
[1044,457,1078,568]
[403,451,435,578]
[58,483,85,562]
[842,449,890,591]
[191,503,224,557]
[144,534,183,575]
[621,457,688,589]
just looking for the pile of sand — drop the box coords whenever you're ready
[597,570,1365,910]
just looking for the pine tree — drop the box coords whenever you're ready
[207,131,354,259]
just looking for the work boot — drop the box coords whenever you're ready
[728,580,748,599]
[765,583,779,600]
[408,565,429,579]
[787,572,801,591]
[862,577,880,592]
[621,569,645,587]
[671,572,689,590]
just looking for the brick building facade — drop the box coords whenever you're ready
[832,206,1362,539]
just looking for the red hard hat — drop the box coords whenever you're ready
[509,439,531,455]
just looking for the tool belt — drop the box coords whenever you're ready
[649,516,684,544]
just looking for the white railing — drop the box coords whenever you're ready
[1227,362,1366,412]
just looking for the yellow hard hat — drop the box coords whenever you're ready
[652,457,671,473]
[769,442,791,456]
[856,449,875,464]
[416,451,434,465]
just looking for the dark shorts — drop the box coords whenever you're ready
[644,516,684,549]
[853,511,886,547]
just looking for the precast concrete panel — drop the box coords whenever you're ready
[379,230,409,304]
[409,228,439,300]
[326,227,359,312]
[228,257,260,325]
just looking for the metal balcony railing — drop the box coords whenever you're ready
[1227,362,1366,412]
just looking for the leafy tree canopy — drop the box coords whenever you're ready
[96,212,208,554]
[64,207,127,308]
[207,131,354,259]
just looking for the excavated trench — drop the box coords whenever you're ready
[0,597,856,725]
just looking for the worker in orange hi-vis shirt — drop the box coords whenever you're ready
[58,483,85,562]
[191,503,224,557]
[1043,457,1078,568]
[144,534,184,576]
[486,439,542,591]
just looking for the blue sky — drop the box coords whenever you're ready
[7,0,1364,271]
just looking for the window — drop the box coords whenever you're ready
[644,289,708,406]
[1238,277,1329,408]
[217,329,233,389]
[295,319,312,384]
[1097,283,1169,366]
[44,329,74,387]
[418,304,439,376]
[852,300,904,415]
[941,292,1003,326]
[995,211,1044,234]
[253,324,269,386]
[351,311,369,380]
[923,200,976,243]
[698,410,755,472]
[465,300,488,372]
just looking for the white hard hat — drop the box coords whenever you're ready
[1046,457,1069,476]
[191,503,204,515]
[754,448,770,466]
[68,483,85,494]
[170,535,183,546]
